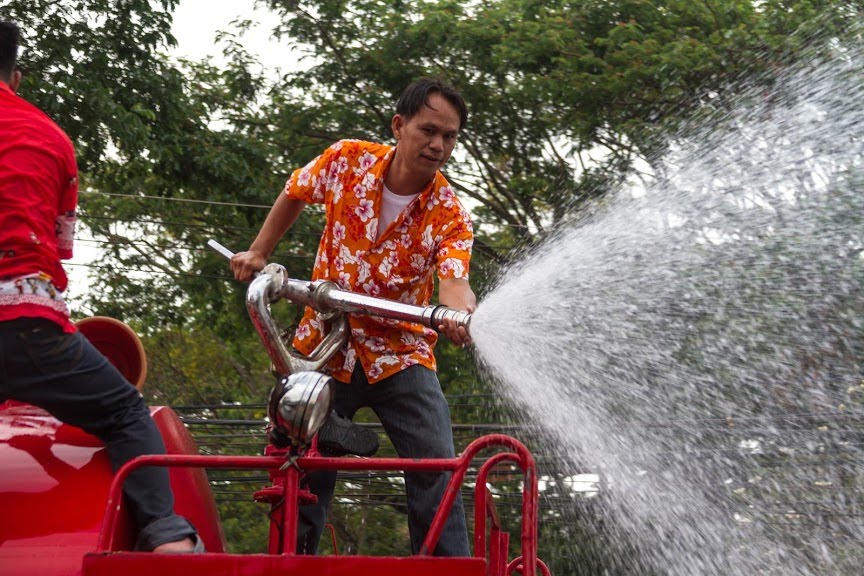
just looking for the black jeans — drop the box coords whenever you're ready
[0,317,196,550]
[297,364,469,556]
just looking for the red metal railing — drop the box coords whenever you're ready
[96,434,543,576]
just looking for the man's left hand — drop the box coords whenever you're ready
[438,278,476,348]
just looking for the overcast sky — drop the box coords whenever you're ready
[171,0,299,73]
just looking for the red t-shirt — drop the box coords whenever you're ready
[0,82,78,332]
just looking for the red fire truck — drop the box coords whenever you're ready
[0,263,549,576]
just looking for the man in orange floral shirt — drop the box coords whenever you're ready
[232,78,474,556]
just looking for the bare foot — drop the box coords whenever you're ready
[153,537,196,553]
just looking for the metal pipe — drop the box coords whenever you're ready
[209,238,473,376]
[246,270,296,376]
[245,263,471,377]
[275,275,473,333]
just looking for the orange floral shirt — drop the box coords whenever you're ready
[285,140,473,383]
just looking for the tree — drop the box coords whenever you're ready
[8,0,858,321]
[4,0,862,570]
[258,0,861,246]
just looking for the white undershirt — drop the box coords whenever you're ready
[377,184,420,240]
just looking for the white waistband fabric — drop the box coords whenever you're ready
[0,273,69,317]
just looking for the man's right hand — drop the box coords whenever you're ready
[230,250,268,282]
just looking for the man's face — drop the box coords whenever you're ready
[392,92,461,182]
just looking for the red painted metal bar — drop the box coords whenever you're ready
[421,435,536,561]
[491,530,509,576]
[522,464,539,576]
[98,454,470,552]
[96,433,540,574]
[97,454,284,552]
[418,455,473,555]
[506,557,551,576]
[468,437,538,576]
[488,529,501,576]
[267,499,282,555]
[280,465,300,554]
[324,524,339,555]
[473,452,521,559]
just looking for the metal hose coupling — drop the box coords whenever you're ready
[425,305,472,335]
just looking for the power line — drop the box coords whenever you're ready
[78,190,527,229]
[171,404,864,430]
[73,237,317,260]
[80,214,283,236]
[65,259,498,284]
[66,261,235,281]
[74,219,516,255]
[80,190,276,210]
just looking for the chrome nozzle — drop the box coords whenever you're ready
[428,306,472,335]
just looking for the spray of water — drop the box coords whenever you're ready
[471,40,864,575]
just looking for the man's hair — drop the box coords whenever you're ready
[396,77,468,130]
[0,20,20,79]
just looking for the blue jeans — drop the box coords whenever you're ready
[297,364,469,556]
[0,318,197,550]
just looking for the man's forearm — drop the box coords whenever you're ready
[249,193,307,257]
[439,278,477,312]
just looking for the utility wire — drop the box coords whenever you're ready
[79,189,527,229]
[80,190,275,210]
[171,404,864,429]
[66,261,235,281]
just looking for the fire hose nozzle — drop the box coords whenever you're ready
[239,260,473,375]
[276,277,472,336]
[427,305,472,335]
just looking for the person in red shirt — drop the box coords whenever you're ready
[232,77,475,556]
[0,20,200,553]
